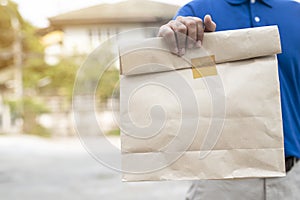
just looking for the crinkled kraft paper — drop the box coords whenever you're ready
[119,26,285,181]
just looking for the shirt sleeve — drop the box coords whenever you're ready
[173,3,197,19]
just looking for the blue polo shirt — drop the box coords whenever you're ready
[175,0,300,158]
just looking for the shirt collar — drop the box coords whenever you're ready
[225,0,273,7]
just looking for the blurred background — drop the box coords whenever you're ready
[0,0,192,199]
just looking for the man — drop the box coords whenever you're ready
[158,0,300,199]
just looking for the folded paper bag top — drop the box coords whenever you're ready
[119,26,285,181]
[119,25,281,76]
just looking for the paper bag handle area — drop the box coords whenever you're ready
[119,26,281,76]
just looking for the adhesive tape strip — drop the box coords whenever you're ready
[191,55,217,79]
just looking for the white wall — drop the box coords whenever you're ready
[60,23,161,56]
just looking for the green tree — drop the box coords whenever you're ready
[0,0,44,69]
[0,0,19,69]
[23,59,78,98]
[0,0,51,136]
[97,68,120,102]
[1,0,121,136]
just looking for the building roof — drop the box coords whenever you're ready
[49,0,180,27]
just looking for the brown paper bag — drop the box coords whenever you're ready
[119,26,285,181]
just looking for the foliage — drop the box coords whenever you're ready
[5,97,50,137]
[0,0,21,48]
[22,97,50,114]
[0,1,17,69]
[72,41,120,103]
[107,128,120,136]
[1,0,121,137]
[23,59,78,98]
[5,97,50,117]
[0,0,44,70]
[97,68,120,102]
[26,123,51,138]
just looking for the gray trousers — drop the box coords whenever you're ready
[186,162,300,200]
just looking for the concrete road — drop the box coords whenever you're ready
[0,135,190,200]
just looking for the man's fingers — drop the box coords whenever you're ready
[169,20,187,56]
[177,17,198,48]
[158,24,178,54]
[158,16,216,55]
[191,17,204,47]
[204,15,216,32]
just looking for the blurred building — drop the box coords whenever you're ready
[45,0,179,63]
[37,0,179,136]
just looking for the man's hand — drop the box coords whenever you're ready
[158,15,216,56]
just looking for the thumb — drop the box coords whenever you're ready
[204,15,216,32]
